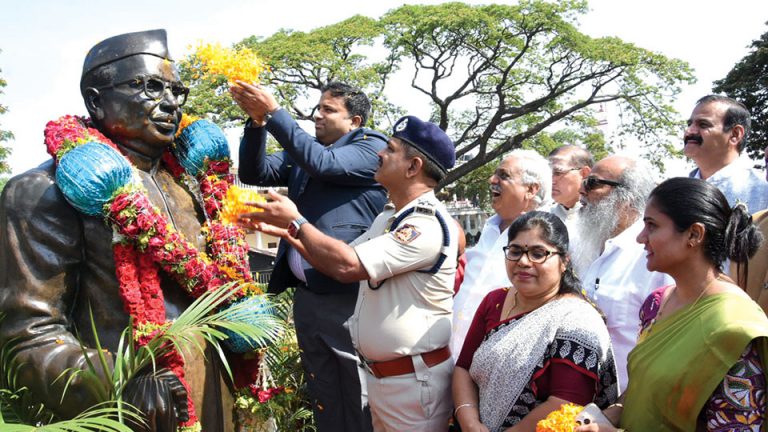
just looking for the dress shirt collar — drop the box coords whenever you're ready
[604,217,643,251]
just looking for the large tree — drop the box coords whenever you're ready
[181,15,400,127]
[713,22,768,160]
[181,1,693,187]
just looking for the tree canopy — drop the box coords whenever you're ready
[713,22,768,160]
[181,0,694,187]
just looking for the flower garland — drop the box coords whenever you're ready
[44,114,263,431]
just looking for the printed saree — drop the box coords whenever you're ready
[623,292,768,431]
[468,296,618,432]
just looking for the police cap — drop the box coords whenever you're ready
[392,116,455,174]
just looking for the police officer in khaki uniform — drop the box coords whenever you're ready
[241,115,457,431]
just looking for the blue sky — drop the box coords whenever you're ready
[1,0,767,176]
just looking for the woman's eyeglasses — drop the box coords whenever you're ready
[582,176,623,192]
[95,75,189,106]
[503,245,563,263]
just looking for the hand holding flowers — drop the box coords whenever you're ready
[229,81,280,125]
[237,189,301,237]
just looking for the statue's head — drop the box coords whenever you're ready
[80,29,188,160]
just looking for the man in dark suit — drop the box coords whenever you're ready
[231,81,386,432]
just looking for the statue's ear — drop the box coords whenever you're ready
[83,88,104,120]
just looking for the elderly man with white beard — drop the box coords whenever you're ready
[570,155,673,393]
[450,149,553,360]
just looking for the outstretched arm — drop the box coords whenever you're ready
[232,82,386,186]
[231,83,290,186]
[240,190,369,283]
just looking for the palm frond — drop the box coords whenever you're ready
[0,403,140,431]
[63,282,285,404]
[3,284,287,428]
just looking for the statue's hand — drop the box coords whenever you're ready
[123,368,189,432]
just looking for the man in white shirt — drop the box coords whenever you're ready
[547,145,593,224]
[242,115,459,431]
[450,149,552,360]
[572,155,673,392]
[686,95,768,213]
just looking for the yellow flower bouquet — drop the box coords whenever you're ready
[219,185,266,226]
[536,403,583,432]
[188,42,269,84]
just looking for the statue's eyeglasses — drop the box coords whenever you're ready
[503,245,563,263]
[95,75,189,106]
[582,176,623,192]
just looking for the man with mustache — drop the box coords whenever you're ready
[571,155,672,393]
[685,95,768,212]
[230,81,387,432]
[450,149,552,360]
[0,30,234,430]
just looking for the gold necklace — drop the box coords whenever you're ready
[503,290,519,320]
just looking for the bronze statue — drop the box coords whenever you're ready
[0,30,234,431]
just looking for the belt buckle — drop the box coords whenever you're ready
[357,351,375,376]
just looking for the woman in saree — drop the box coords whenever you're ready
[575,177,768,432]
[452,211,618,432]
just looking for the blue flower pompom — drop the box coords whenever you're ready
[56,141,134,215]
[173,119,230,175]
[221,295,275,353]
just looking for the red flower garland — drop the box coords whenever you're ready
[44,115,260,432]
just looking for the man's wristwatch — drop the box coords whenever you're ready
[287,216,308,238]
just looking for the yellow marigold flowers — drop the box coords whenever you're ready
[189,42,268,84]
[220,185,266,225]
[240,282,265,297]
[536,403,583,432]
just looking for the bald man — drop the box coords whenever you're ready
[570,155,673,392]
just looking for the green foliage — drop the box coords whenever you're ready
[234,288,315,432]
[62,283,284,419]
[0,285,286,429]
[182,1,694,191]
[242,15,399,129]
[713,22,768,160]
[1,51,13,176]
[179,65,244,127]
[522,127,608,161]
[381,1,693,185]
[0,406,135,431]
[0,312,133,431]
[180,15,400,130]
